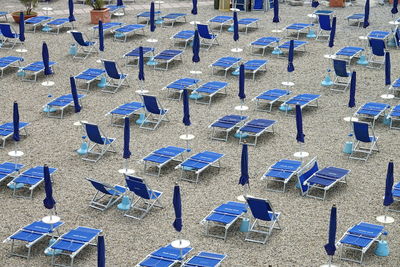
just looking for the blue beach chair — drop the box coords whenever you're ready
[236,18,259,34]
[368,30,391,42]
[210,57,241,77]
[208,15,233,32]
[349,122,379,161]
[282,93,320,115]
[253,89,291,112]
[316,14,332,40]
[140,95,170,130]
[241,59,268,80]
[354,102,390,128]
[74,68,105,92]
[123,46,154,66]
[25,16,52,33]
[70,31,98,60]
[106,3,126,16]
[113,24,145,42]
[388,104,400,129]
[0,11,8,22]
[161,13,187,27]
[153,49,184,71]
[101,60,128,93]
[368,38,386,69]
[20,61,56,82]
[0,162,24,185]
[334,46,364,64]
[82,122,117,162]
[261,159,302,192]
[0,56,24,77]
[236,119,276,146]
[332,59,351,92]
[0,122,29,148]
[250,36,280,56]
[137,244,193,266]
[44,93,86,119]
[45,18,73,34]
[197,24,219,50]
[171,30,195,49]
[183,252,227,267]
[86,178,126,211]
[0,24,22,49]
[107,101,143,127]
[192,81,228,106]
[208,114,248,141]
[284,23,313,39]
[347,13,365,27]
[163,77,200,101]
[141,146,186,177]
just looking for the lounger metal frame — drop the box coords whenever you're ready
[0,122,29,148]
[208,115,248,142]
[261,159,302,193]
[141,146,186,177]
[86,178,126,211]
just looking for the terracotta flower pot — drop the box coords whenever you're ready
[90,8,111,24]
[11,11,38,23]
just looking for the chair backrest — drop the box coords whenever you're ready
[0,24,15,38]
[143,95,162,114]
[353,121,372,143]
[85,123,105,144]
[318,15,331,31]
[125,176,151,199]
[71,31,88,46]
[369,38,385,57]
[333,59,349,77]
[87,178,112,195]
[246,197,275,221]
[197,24,212,39]
[103,60,121,79]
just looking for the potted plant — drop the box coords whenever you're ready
[12,0,39,23]
[85,0,111,24]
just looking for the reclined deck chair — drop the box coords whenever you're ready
[171,30,195,49]
[201,201,247,240]
[354,102,390,128]
[25,16,52,33]
[240,59,268,80]
[0,24,21,49]
[182,251,227,267]
[161,13,187,27]
[82,122,117,162]
[107,101,143,127]
[389,181,400,212]
[0,162,24,185]
[7,165,57,198]
[163,77,200,101]
[0,121,29,148]
[192,81,228,106]
[50,226,102,267]
[86,178,126,211]
[250,36,280,56]
[3,220,64,259]
[106,3,126,17]
[0,56,23,77]
[316,14,332,40]
[346,13,365,27]
[236,119,276,146]
[153,49,184,70]
[331,59,351,92]
[101,60,128,93]
[136,243,193,267]
[136,10,162,25]
[92,22,124,38]
[123,46,154,66]
[141,146,186,177]
[208,114,248,141]
[245,197,281,244]
[45,18,73,34]
[236,18,259,34]
[284,23,313,39]
[124,176,163,220]
[337,222,386,264]
[176,151,224,183]
[210,57,241,77]
[20,61,56,82]
[208,15,233,32]
[70,31,98,60]
[349,121,379,161]
[388,104,400,129]
[74,68,105,92]
[334,46,364,64]
[197,24,219,50]
[253,89,291,112]
[277,40,308,57]
[140,94,170,130]
[282,93,321,115]
[261,159,302,192]
[44,93,86,119]
[113,24,145,42]
[367,38,386,69]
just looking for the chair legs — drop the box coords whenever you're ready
[124,195,163,220]
[82,140,117,163]
[349,139,379,161]
[245,216,281,244]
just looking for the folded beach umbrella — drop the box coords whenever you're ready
[363,0,370,28]
[238,143,249,186]
[295,105,304,143]
[324,204,337,259]
[311,0,319,8]
[43,164,56,210]
[138,46,145,81]
[68,0,75,22]
[328,17,336,49]
[13,101,20,142]
[99,20,104,52]
[238,64,245,100]
[172,184,182,232]
[383,161,394,207]
[192,30,200,63]
[287,40,294,73]
[42,42,52,76]
[182,89,191,126]
[191,0,198,15]
[385,52,391,86]
[19,12,25,42]
[392,0,398,15]
[97,235,105,267]
[117,0,124,6]
[123,117,131,160]
[233,11,239,42]
[70,77,81,113]
[348,72,356,108]
[273,0,279,23]
[150,2,156,32]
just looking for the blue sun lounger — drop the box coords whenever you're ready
[192,81,228,106]
[3,220,64,259]
[0,11,8,22]
[261,159,302,192]
[0,56,23,77]
[210,57,242,77]
[388,104,400,130]
[50,226,102,267]
[236,119,276,146]
[113,24,145,42]
[153,49,184,71]
[7,165,57,198]
[74,68,105,92]
[250,36,280,56]
[163,77,200,100]
[284,23,313,39]
[136,10,162,25]
[176,151,225,183]
[347,13,365,27]
[44,18,73,34]
[92,22,124,38]
[0,162,24,185]
[277,40,308,57]
[21,61,56,82]
[44,93,86,119]
[86,178,126,211]
[123,46,154,66]
[334,46,364,64]
[106,4,125,16]
[0,23,21,49]
[337,222,386,264]
[240,59,268,80]
[208,15,233,32]
[208,114,248,142]
[183,252,227,267]
[201,201,247,240]
[136,244,193,267]
[0,122,29,148]
[107,101,143,127]
[368,30,391,42]
[171,30,195,49]
[282,93,320,115]
[236,18,259,34]
[25,16,52,33]
[141,146,186,177]
[354,102,390,128]
[253,89,291,112]
[161,13,187,27]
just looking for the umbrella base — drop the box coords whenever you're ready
[97,77,107,88]
[375,240,390,256]
[44,238,62,257]
[321,76,333,86]
[272,47,283,55]
[118,168,135,175]
[147,57,157,66]
[294,151,309,158]
[279,104,293,112]
[232,68,240,76]
[42,26,52,32]
[171,239,190,249]
[42,215,61,224]
[76,142,88,155]
[135,113,147,125]
[306,29,316,39]
[271,29,282,33]
[189,93,203,99]
[376,215,394,224]
[189,70,202,75]
[8,151,24,157]
[234,132,248,139]
[43,106,57,113]
[320,264,339,267]
[383,116,392,125]
[357,55,368,65]
[7,182,24,190]
[240,218,250,232]
[117,196,131,211]
[227,26,234,32]
[343,141,353,154]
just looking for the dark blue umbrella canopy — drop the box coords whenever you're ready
[233,11,239,42]
[117,0,124,6]
[363,0,370,28]
[328,17,336,48]
[68,0,75,22]
[238,144,249,186]
[287,40,294,73]
[138,46,145,81]
[324,204,337,256]
[385,52,391,86]
[123,117,131,159]
[392,0,398,15]
[192,30,200,63]
[13,101,20,142]
[311,0,319,8]
[172,185,182,232]
[348,71,356,108]
[99,20,104,52]
[182,89,191,126]
[238,64,245,100]
[273,0,279,23]
[295,105,305,143]
[97,235,105,267]
[70,77,81,113]
[150,2,156,32]
[43,165,56,210]
[383,161,394,206]
[191,0,198,15]
[42,42,52,76]
[19,12,25,42]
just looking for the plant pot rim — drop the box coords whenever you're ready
[91,8,110,11]
[11,11,38,15]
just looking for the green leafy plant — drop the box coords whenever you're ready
[19,0,39,15]
[85,0,105,10]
